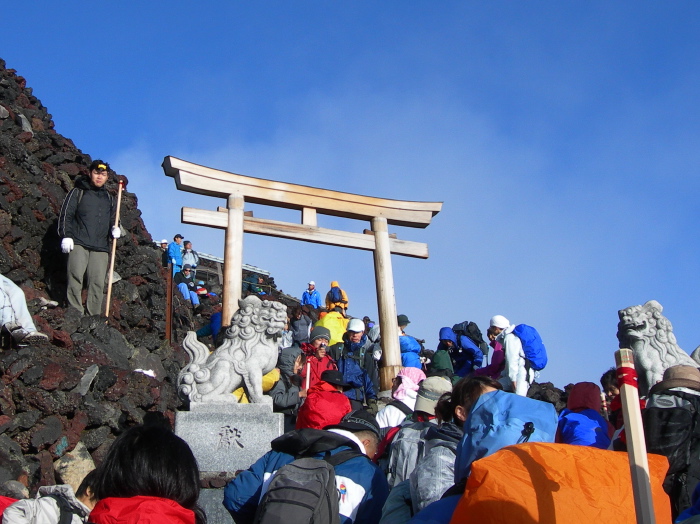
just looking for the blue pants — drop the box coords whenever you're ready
[177,283,200,305]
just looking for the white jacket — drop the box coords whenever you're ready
[497,324,535,396]
[3,484,90,524]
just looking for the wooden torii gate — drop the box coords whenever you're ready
[162,156,442,390]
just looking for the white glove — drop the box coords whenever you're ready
[61,238,74,253]
[111,226,121,239]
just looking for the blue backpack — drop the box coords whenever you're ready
[512,324,547,371]
[328,286,343,303]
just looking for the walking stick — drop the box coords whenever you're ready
[615,348,656,524]
[104,178,124,319]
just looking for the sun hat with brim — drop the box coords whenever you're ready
[325,409,380,437]
[320,370,351,389]
[649,365,700,396]
[160,239,168,244]
[414,376,453,414]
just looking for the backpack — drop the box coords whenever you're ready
[452,321,485,349]
[328,286,343,304]
[512,324,547,371]
[389,399,414,420]
[254,448,362,524]
[643,387,700,519]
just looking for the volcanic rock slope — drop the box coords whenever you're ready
[0,58,189,491]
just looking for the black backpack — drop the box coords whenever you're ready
[452,321,486,349]
[254,449,363,524]
[643,387,700,519]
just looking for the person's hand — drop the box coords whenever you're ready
[298,389,307,398]
[171,258,176,265]
[111,226,121,239]
[61,238,74,253]
[367,398,379,415]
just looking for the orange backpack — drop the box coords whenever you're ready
[451,442,672,524]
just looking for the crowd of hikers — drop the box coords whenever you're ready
[5,268,700,522]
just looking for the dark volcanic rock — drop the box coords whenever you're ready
[0,58,190,494]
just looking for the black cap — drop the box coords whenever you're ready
[325,409,380,437]
[320,370,350,389]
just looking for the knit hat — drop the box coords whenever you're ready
[183,264,192,270]
[649,365,700,396]
[489,315,510,329]
[325,409,380,437]
[347,318,365,333]
[414,376,452,415]
[310,326,331,343]
[397,314,410,326]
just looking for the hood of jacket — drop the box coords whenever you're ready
[566,381,603,412]
[277,346,302,377]
[330,280,340,288]
[270,427,360,457]
[89,496,195,524]
[439,327,457,346]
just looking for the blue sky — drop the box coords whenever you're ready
[3,2,700,388]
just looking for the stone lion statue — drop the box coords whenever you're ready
[617,300,700,396]
[178,295,287,403]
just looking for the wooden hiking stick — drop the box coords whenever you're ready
[615,348,656,524]
[104,178,124,319]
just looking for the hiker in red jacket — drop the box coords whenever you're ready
[299,326,337,389]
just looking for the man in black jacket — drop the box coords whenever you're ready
[57,160,119,316]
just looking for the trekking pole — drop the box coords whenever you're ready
[104,177,124,319]
[615,348,656,524]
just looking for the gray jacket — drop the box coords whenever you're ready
[3,484,90,524]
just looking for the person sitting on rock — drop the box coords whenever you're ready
[2,469,98,523]
[0,273,48,344]
[331,318,379,413]
[269,346,307,432]
[299,326,338,389]
[174,265,200,311]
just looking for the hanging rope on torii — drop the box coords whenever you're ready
[162,156,442,391]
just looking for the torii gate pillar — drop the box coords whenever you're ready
[372,217,401,383]
[222,194,245,324]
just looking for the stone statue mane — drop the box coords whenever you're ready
[178,295,287,403]
[617,300,700,396]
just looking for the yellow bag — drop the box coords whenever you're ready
[232,368,281,403]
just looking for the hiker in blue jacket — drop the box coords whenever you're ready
[223,410,389,524]
[167,234,184,276]
[333,319,379,413]
[440,327,483,378]
[301,280,322,309]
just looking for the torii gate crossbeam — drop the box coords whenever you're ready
[163,156,442,390]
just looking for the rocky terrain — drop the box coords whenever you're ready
[0,58,567,496]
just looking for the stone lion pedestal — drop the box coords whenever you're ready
[175,402,283,523]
